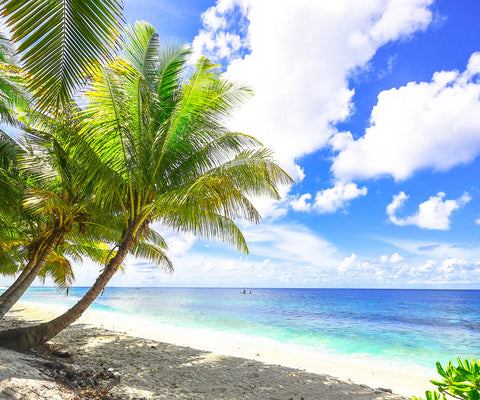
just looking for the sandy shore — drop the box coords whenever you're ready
[0,301,434,399]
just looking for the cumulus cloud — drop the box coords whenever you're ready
[290,193,312,212]
[313,182,367,213]
[191,0,250,62]
[332,52,480,181]
[389,252,404,263]
[387,191,471,230]
[193,0,434,180]
[339,253,357,271]
[380,252,404,263]
[289,182,367,214]
[115,222,343,287]
[6,234,480,289]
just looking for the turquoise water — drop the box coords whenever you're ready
[17,287,480,369]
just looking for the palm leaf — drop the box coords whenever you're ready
[1,0,124,110]
[131,241,173,272]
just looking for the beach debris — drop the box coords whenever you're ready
[29,354,122,400]
[42,343,72,359]
[52,349,72,358]
[378,387,393,393]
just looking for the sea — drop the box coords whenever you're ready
[16,287,480,371]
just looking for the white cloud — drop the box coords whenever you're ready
[107,222,343,288]
[476,218,480,226]
[242,222,339,266]
[380,252,404,263]
[4,235,480,289]
[191,0,250,63]
[289,182,367,214]
[163,232,197,257]
[313,182,367,213]
[339,253,357,271]
[389,252,404,263]
[387,191,471,230]
[290,193,312,212]
[332,52,480,181]
[193,0,434,180]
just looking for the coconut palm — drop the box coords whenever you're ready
[0,0,124,110]
[0,102,171,318]
[0,22,292,349]
[0,107,115,318]
[1,237,110,294]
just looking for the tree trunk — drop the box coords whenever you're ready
[0,239,45,300]
[0,231,63,320]
[0,225,140,350]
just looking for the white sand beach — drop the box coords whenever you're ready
[0,301,435,399]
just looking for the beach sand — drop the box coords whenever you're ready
[0,302,433,399]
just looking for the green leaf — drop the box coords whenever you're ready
[1,0,124,110]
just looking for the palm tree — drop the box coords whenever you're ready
[0,0,125,313]
[0,21,122,313]
[0,105,121,318]
[0,22,292,350]
[0,0,124,110]
[1,237,110,294]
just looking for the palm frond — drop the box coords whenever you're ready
[1,0,124,110]
[131,241,173,273]
[40,252,74,289]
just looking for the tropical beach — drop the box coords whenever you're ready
[2,1,480,400]
[7,285,480,398]
[0,300,423,399]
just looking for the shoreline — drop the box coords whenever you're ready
[7,301,435,397]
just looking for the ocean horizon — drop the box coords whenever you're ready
[14,287,480,374]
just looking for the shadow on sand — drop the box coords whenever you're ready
[1,311,408,400]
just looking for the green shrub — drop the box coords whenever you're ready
[413,358,480,400]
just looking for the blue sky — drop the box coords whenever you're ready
[7,0,480,289]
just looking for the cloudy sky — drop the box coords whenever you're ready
[8,0,480,289]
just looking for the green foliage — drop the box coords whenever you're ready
[0,30,29,127]
[1,0,124,110]
[0,19,291,300]
[78,21,293,255]
[413,358,480,400]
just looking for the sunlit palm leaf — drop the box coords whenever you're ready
[1,0,124,110]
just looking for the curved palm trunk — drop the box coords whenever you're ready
[0,231,63,320]
[0,227,139,350]
[0,239,45,300]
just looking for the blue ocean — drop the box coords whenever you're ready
[18,287,480,370]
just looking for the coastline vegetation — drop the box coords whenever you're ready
[414,358,480,400]
[0,0,291,349]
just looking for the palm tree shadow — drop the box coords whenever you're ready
[38,322,409,400]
